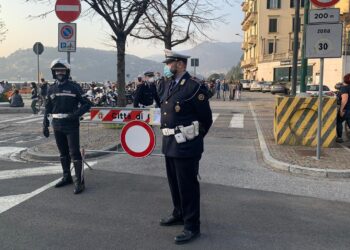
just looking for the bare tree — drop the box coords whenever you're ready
[83,0,149,106]
[131,0,227,50]
[0,4,8,43]
[26,0,149,106]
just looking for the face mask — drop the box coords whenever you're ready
[163,65,174,78]
[56,74,67,83]
[148,77,155,83]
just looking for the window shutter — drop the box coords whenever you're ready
[267,0,270,9]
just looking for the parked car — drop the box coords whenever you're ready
[250,81,263,92]
[296,85,335,97]
[240,79,251,91]
[270,82,290,95]
[261,81,273,93]
[334,82,343,91]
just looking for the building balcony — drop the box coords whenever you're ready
[241,12,251,26]
[248,12,257,23]
[241,11,257,31]
[241,41,249,50]
[241,58,257,68]
[248,35,257,45]
[242,22,250,31]
[259,52,301,63]
[241,1,249,12]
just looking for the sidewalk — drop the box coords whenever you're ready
[24,123,120,162]
[251,102,350,178]
[0,97,33,114]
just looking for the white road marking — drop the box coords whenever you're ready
[0,115,34,124]
[0,162,96,214]
[15,136,42,144]
[212,113,219,123]
[0,180,58,214]
[15,116,43,124]
[229,114,244,128]
[0,147,26,161]
[0,136,22,143]
[0,165,62,180]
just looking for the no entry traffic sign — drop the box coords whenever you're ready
[55,0,81,23]
[120,121,156,158]
[310,0,340,8]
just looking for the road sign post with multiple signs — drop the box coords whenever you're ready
[55,0,81,64]
[306,1,342,159]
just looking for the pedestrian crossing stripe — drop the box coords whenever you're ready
[230,114,244,128]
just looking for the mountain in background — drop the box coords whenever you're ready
[0,42,242,82]
[0,47,163,82]
[147,42,242,76]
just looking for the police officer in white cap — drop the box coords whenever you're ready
[159,49,213,244]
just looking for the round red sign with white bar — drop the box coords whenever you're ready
[310,0,340,8]
[120,120,156,158]
[55,0,81,23]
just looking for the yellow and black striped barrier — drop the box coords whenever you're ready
[274,96,337,147]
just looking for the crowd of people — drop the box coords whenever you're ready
[206,79,243,101]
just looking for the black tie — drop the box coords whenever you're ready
[168,80,176,96]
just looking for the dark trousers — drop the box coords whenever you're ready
[31,100,38,114]
[165,156,201,232]
[336,111,350,138]
[54,128,82,161]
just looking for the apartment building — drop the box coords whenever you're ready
[241,0,350,88]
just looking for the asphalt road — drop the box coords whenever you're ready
[1,92,350,249]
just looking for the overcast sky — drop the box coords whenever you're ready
[0,1,243,58]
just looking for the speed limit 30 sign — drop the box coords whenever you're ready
[305,23,343,58]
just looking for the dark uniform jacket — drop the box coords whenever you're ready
[44,80,91,130]
[133,82,160,107]
[160,72,213,158]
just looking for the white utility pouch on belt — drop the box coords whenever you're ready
[163,121,200,144]
[174,128,187,144]
[177,121,199,142]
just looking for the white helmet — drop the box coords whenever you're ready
[50,58,71,80]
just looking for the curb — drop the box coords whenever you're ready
[249,102,350,178]
[24,144,119,162]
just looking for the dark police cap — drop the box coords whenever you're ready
[144,71,155,77]
[162,49,190,64]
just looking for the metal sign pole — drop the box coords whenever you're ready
[37,43,40,86]
[194,65,196,77]
[316,58,324,159]
[67,51,71,64]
